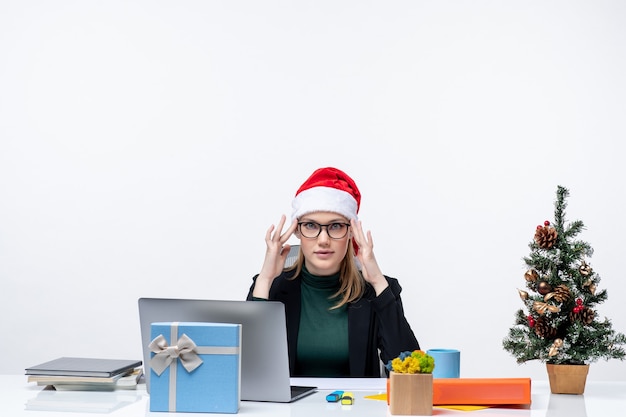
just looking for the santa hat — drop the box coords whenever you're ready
[291,167,361,221]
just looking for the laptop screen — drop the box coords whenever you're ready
[138,298,314,402]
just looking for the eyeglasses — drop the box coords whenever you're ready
[298,221,351,239]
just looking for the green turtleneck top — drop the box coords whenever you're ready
[295,266,349,377]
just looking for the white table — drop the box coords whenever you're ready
[2,375,625,416]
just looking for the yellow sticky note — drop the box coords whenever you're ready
[436,405,491,411]
[364,394,387,401]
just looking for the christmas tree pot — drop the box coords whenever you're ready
[546,363,589,395]
[389,372,433,415]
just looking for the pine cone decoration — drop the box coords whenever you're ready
[534,317,557,339]
[552,284,571,303]
[570,307,595,325]
[535,225,558,249]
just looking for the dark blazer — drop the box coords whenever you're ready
[247,271,419,377]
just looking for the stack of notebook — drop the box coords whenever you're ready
[25,357,143,391]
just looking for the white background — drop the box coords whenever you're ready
[1,0,625,381]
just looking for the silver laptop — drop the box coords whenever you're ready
[138,298,316,403]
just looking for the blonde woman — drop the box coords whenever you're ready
[247,167,419,377]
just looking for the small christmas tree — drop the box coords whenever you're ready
[503,186,626,365]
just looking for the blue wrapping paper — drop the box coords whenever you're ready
[149,322,241,413]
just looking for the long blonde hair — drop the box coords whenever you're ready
[286,242,365,309]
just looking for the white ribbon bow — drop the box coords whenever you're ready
[149,333,203,376]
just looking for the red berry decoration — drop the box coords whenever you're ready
[528,316,536,327]
[576,298,583,306]
[544,220,551,226]
[537,225,542,230]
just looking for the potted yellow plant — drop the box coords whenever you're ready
[386,350,435,416]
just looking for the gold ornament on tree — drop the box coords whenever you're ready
[524,269,539,282]
[583,279,597,295]
[533,300,560,315]
[579,261,592,277]
[548,339,564,357]
[535,221,558,249]
[517,289,529,301]
[537,281,553,295]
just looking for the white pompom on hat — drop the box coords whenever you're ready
[291,167,361,221]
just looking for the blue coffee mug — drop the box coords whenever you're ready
[427,349,460,378]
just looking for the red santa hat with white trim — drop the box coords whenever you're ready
[291,167,361,221]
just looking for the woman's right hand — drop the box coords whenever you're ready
[252,215,298,298]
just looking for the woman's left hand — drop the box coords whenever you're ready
[350,219,389,296]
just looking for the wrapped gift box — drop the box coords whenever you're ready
[149,322,241,413]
